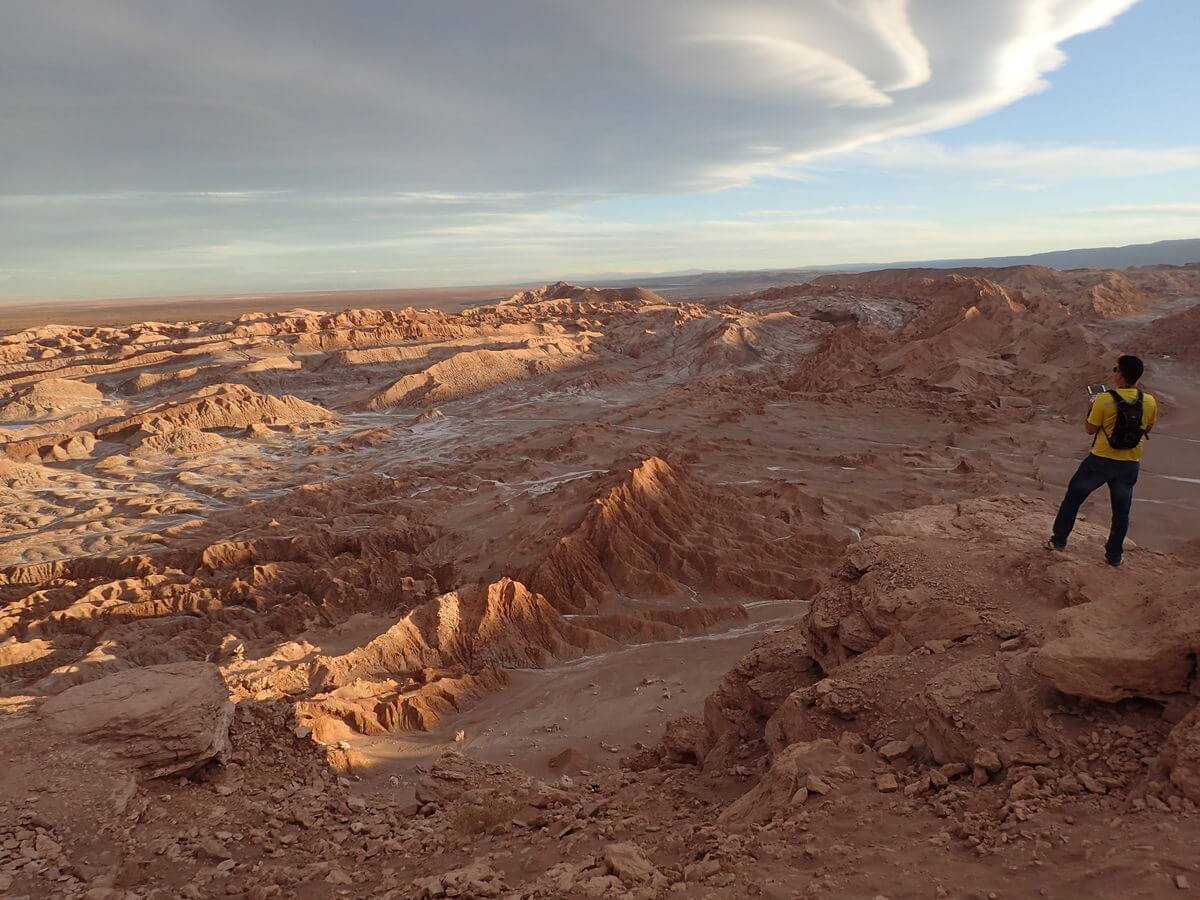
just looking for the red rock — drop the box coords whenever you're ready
[40,661,232,779]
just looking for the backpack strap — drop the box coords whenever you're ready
[1107,388,1144,408]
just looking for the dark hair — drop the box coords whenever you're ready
[1117,354,1144,385]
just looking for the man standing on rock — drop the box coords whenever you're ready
[1047,354,1157,567]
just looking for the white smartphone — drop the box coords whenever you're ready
[1087,383,1107,398]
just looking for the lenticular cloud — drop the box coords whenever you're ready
[3,0,1139,196]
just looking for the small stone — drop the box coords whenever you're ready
[1078,772,1107,795]
[196,838,231,861]
[1176,875,1191,890]
[790,788,809,806]
[977,672,1002,692]
[1057,775,1083,795]
[293,725,312,739]
[805,774,832,795]
[999,637,1022,651]
[930,770,949,789]
[684,858,721,882]
[453,730,466,743]
[1009,775,1040,801]
[878,740,912,761]
[973,749,1002,773]
[993,621,1025,639]
[876,774,899,793]
[603,842,661,884]
[34,834,62,859]
[904,776,931,797]
[215,785,238,797]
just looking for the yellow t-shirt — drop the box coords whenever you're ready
[1088,388,1157,461]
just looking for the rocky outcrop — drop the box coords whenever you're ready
[1155,706,1200,802]
[1139,303,1200,362]
[307,578,613,694]
[0,378,103,422]
[39,661,233,778]
[921,653,1062,767]
[96,383,334,441]
[0,431,96,463]
[720,737,877,825]
[298,579,618,740]
[531,456,835,612]
[700,626,821,771]
[1035,583,1200,702]
[674,496,1200,826]
[365,341,587,410]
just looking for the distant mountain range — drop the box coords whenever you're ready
[876,238,1200,271]
[592,238,1200,298]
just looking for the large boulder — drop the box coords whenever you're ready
[1154,705,1200,803]
[1034,583,1200,703]
[922,653,1063,767]
[40,661,233,778]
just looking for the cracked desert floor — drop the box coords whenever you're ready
[2,267,1200,899]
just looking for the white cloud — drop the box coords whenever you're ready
[3,1,1141,195]
[840,139,1200,180]
[1094,202,1200,216]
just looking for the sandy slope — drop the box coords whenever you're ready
[0,269,1199,898]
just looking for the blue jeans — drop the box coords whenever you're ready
[1051,454,1140,563]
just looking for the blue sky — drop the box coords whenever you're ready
[2,0,1198,300]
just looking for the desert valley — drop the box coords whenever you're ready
[1,265,1199,898]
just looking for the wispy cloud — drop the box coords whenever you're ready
[1093,202,1200,216]
[3,1,1140,196]
[833,139,1200,180]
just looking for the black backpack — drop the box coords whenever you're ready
[1105,389,1145,450]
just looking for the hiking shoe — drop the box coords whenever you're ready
[1105,557,1122,568]
[1044,539,1066,552]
